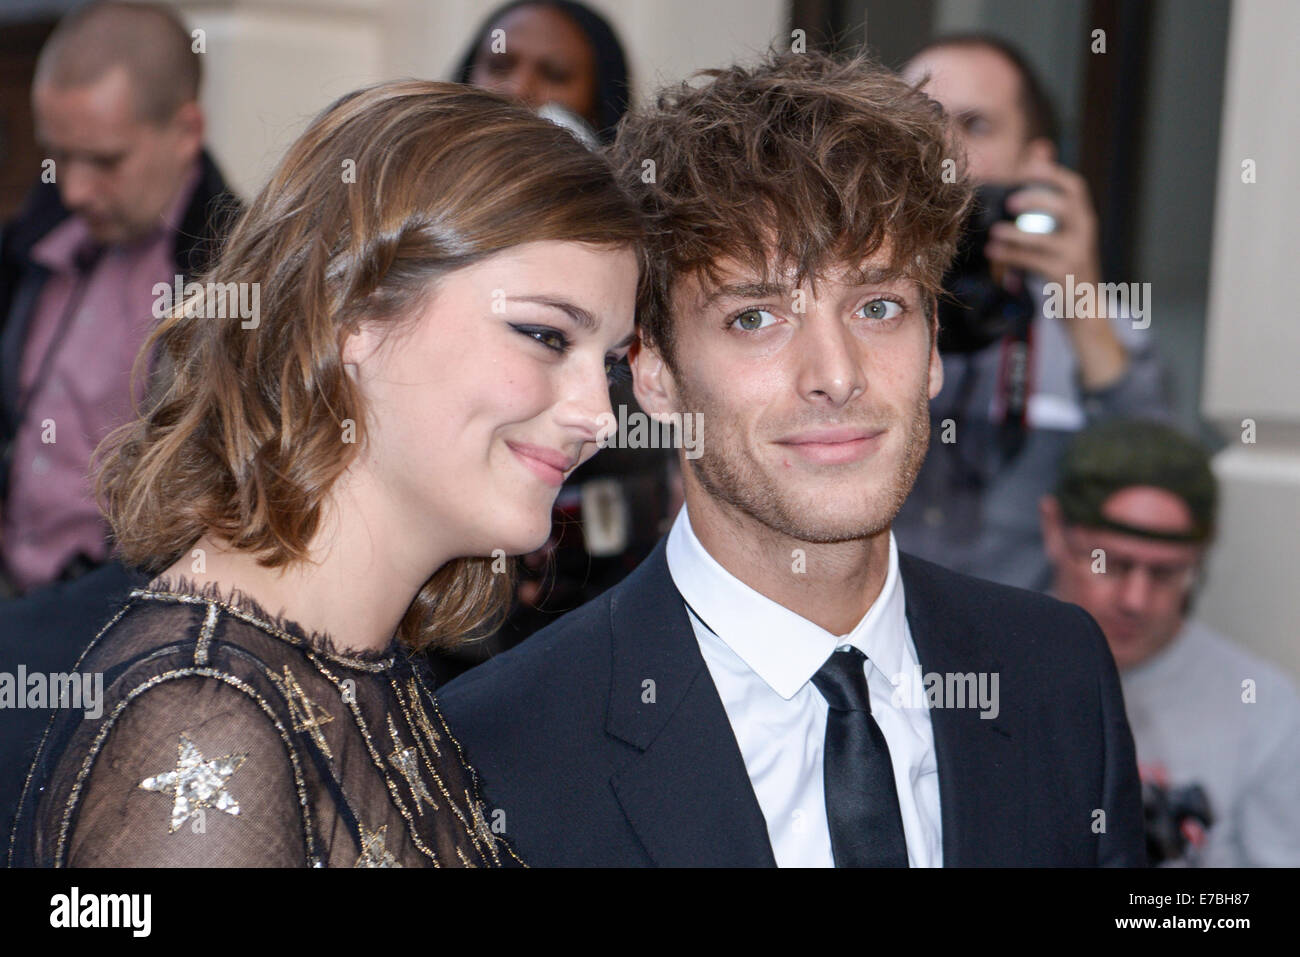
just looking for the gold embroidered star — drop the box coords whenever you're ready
[280,666,334,759]
[387,714,437,813]
[405,677,442,757]
[355,824,401,868]
[471,795,498,850]
[138,732,248,833]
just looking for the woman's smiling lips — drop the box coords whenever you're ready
[507,441,578,487]
[774,426,886,465]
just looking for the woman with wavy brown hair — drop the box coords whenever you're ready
[9,80,641,867]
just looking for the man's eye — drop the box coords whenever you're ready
[731,309,778,332]
[964,116,991,136]
[857,299,903,321]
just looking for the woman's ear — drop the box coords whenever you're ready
[340,320,381,378]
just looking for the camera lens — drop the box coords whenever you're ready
[1014,211,1057,234]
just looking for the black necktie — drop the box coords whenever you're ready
[811,647,909,867]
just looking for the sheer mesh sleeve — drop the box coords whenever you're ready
[12,588,522,868]
[61,674,311,867]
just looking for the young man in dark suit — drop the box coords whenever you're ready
[437,50,1146,867]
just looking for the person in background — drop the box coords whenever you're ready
[893,34,1168,592]
[454,0,630,145]
[1042,419,1300,867]
[0,0,240,839]
[0,1,239,596]
[452,0,672,671]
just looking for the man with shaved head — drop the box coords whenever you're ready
[0,1,239,594]
[0,3,239,836]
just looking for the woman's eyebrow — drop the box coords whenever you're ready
[508,295,598,331]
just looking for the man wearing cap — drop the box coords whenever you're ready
[1041,419,1300,866]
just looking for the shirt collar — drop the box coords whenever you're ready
[29,158,202,273]
[29,214,92,274]
[665,502,910,700]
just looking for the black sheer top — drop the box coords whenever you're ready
[8,578,522,867]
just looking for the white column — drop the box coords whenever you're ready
[1198,0,1300,679]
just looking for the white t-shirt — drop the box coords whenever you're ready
[1120,618,1300,866]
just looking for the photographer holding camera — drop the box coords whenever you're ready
[895,34,1169,591]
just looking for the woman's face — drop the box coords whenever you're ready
[468,4,599,126]
[344,241,638,560]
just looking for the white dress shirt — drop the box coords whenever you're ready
[665,504,943,867]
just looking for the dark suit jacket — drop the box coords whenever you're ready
[438,536,1147,866]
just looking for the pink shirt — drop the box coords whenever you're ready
[1,163,201,590]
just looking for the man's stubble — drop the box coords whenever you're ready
[677,371,933,546]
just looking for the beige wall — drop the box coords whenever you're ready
[1198,0,1300,679]
[171,0,787,198]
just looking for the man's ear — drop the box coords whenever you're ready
[170,101,204,162]
[630,339,678,420]
[927,322,944,399]
[1025,136,1056,167]
[1039,495,1066,562]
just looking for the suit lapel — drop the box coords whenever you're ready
[604,539,777,867]
[899,553,1026,866]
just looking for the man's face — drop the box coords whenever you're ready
[634,250,943,544]
[33,65,201,244]
[903,45,1042,185]
[1043,486,1205,670]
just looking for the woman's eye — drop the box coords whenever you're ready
[731,309,779,332]
[858,299,903,322]
[513,324,569,352]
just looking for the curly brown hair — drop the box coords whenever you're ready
[94,80,642,652]
[608,49,972,366]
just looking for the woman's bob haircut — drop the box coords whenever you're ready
[95,80,643,652]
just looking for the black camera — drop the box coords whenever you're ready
[1143,780,1215,865]
[936,183,1058,354]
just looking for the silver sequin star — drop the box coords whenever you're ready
[355,824,401,868]
[387,714,437,813]
[471,796,498,850]
[138,732,248,833]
